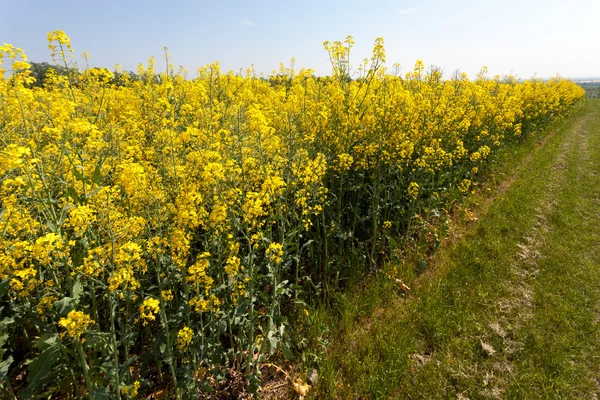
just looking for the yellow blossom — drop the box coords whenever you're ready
[58,310,94,338]
[337,153,354,171]
[458,179,472,193]
[408,182,419,200]
[177,326,193,350]
[36,295,58,319]
[161,290,174,301]
[225,255,241,278]
[266,242,284,264]
[139,298,160,324]
[121,381,140,398]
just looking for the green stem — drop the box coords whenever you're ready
[75,340,93,400]
[245,234,256,375]
[109,297,122,400]
[5,376,17,400]
[156,269,179,398]
[90,284,98,322]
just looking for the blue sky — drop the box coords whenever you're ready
[1,0,599,79]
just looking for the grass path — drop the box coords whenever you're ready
[309,99,600,399]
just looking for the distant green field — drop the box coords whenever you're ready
[578,83,600,98]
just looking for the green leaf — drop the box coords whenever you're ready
[0,356,13,380]
[85,332,112,355]
[54,297,77,316]
[417,259,428,275]
[282,344,294,361]
[92,386,115,400]
[92,159,103,184]
[71,238,88,268]
[388,236,399,251]
[37,333,59,352]
[72,166,86,182]
[85,186,103,202]
[0,318,15,347]
[267,330,278,355]
[65,185,80,204]
[72,279,83,300]
[57,374,76,396]
[25,347,60,395]
[0,333,8,350]
[46,220,58,233]
[0,278,10,298]
[119,355,138,379]
[58,203,74,227]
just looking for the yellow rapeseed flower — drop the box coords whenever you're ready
[139,298,160,325]
[266,242,284,264]
[177,326,193,350]
[161,290,174,302]
[408,182,419,200]
[458,179,472,193]
[58,310,94,338]
[121,381,140,398]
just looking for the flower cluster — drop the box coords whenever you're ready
[58,310,94,338]
[139,298,160,324]
[266,242,284,264]
[177,326,193,350]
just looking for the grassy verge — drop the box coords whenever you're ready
[300,100,600,399]
[503,99,600,398]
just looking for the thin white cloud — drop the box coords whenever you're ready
[396,8,417,15]
[241,19,256,27]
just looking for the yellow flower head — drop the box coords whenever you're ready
[266,242,284,264]
[161,290,174,302]
[470,152,481,162]
[177,326,193,350]
[0,145,31,174]
[480,145,491,158]
[458,179,472,193]
[408,182,419,200]
[66,205,96,238]
[58,310,94,338]
[225,255,241,279]
[36,295,58,319]
[139,298,160,325]
[187,253,214,290]
[337,153,354,171]
[121,381,140,398]
[47,30,73,62]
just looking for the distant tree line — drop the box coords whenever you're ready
[578,82,600,99]
[26,61,142,87]
[584,87,600,99]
